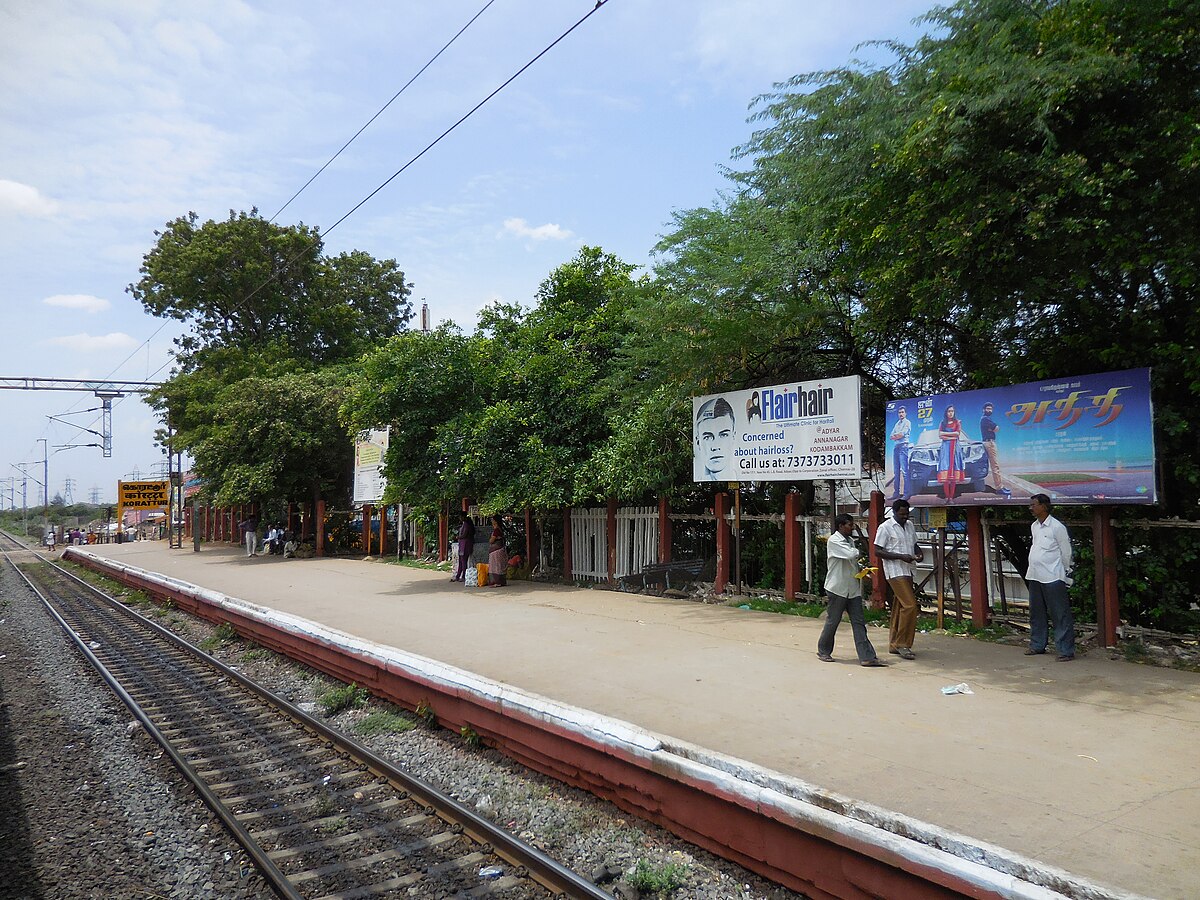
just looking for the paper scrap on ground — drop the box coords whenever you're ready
[941,682,974,695]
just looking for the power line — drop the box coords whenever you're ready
[269,0,500,223]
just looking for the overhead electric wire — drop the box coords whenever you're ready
[268,0,500,223]
[49,0,613,464]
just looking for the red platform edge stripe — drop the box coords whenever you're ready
[62,548,1127,900]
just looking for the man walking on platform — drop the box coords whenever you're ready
[240,515,258,558]
[1025,494,1076,661]
[873,499,923,659]
[818,514,885,667]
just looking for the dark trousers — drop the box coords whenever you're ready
[453,541,471,580]
[1028,579,1075,656]
[819,591,878,662]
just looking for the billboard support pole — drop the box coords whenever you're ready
[1093,507,1120,648]
[965,508,990,627]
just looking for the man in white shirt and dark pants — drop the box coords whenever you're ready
[818,514,885,666]
[1025,493,1076,661]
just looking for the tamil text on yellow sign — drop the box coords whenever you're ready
[118,480,169,510]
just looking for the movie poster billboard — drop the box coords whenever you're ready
[352,428,388,504]
[885,368,1156,507]
[693,376,862,482]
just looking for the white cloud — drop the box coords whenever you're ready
[43,294,112,314]
[502,217,573,242]
[0,179,59,217]
[44,332,139,352]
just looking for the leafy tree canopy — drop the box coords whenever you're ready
[128,209,413,369]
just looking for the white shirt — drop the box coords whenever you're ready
[891,416,912,442]
[874,517,917,580]
[1027,515,1073,585]
[824,531,861,598]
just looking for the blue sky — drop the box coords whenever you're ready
[0,0,936,505]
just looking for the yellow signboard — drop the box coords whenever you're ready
[929,506,948,528]
[118,480,169,510]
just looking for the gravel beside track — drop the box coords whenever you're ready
[0,557,267,900]
[6,551,805,899]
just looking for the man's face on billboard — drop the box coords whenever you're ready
[698,412,735,477]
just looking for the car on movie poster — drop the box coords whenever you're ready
[884,368,1157,507]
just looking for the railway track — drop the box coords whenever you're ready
[1,533,610,900]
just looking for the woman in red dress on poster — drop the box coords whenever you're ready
[937,405,966,500]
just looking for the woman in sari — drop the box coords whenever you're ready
[937,405,966,500]
[487,515,509,587]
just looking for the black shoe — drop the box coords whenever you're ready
[1024,648,1046,656]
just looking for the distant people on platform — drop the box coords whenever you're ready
[258,524,284,555]
[283,532,299,558]
[979,402,1011,497]
[452,513,476,582]
[818,514,886,668]
[487,515,508,588]
[889,406,912,500]
[44,528,57,551]
[239,516,258,557]
[745,390,761,422]
[937,405,966,501]
[1025,494,1076,661]
[695,396,736,482]
[873,499,924,660]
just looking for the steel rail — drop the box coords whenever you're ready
[2,533,610,900]
[1,537,303,900]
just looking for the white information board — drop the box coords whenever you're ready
[352,428,389,504]
[692,376,862,482]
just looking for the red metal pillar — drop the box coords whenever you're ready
[1092,506,1119,647]
[658,496,672,564]
[562,508,573,581]
[784,493,803,601]
[606,498,618,586]
[315,499,326,557]
[868,491,885,608]
[525,508,534,569]
[462,497,471,513]
[362,504,372,555]
[714,491,730,594]
[438,502,449,563]
[965,508,990,628]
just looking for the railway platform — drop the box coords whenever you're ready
[61,540,1198,899]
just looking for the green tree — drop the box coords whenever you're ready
[128,209,412,368]
[134,209,413,507]
[739,0,1200,510]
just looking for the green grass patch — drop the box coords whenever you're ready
[728,596,888,624]
[198,622,239,651]
[240,648,272,663]
[353,710,416,737]
[627,859,689,895]
[319,682,369,715]
[390,557,446,570]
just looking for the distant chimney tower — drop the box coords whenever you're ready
[420,301,430,333]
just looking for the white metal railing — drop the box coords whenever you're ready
[569,506,660,581]
[616,506,659,580]
[570,507,608,581]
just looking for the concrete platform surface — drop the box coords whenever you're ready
[67,541,1199,899]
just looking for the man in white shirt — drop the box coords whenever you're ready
[873,499,924,659]
[817,514,885,667]
[1025,493,1076,661]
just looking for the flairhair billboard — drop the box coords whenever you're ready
[885,368,1156,507]
[693,376,862,482]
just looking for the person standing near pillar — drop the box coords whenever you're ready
[1024,494,1076,661]
[240,515,258,558]
[452,513,475,582]
[873,499,924,660]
